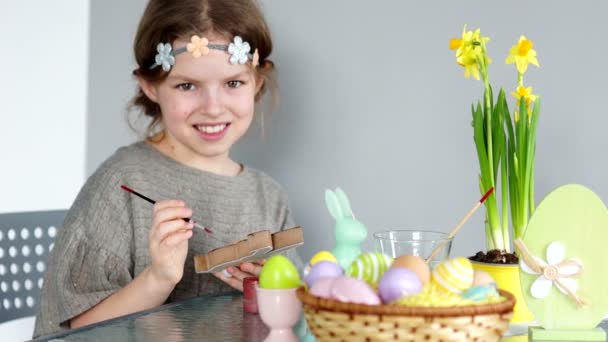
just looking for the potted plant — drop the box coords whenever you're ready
[449,26,541,323]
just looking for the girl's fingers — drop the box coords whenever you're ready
[153,219,192,242]
[213,271,244,292]
[153,206,192,228]
[162,229,193,247]
[226,266,254,281]
[238,262,263,276]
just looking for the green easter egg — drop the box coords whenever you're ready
[259,255,301,289]
[346,252,393,287]
[520,184,608,329]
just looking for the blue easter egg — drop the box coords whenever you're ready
[462,285,498,302]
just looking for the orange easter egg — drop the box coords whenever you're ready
[391,255,430,285]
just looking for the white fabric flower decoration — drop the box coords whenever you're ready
[520,241,583,300]
[155,43,176,72]
[228,36,251,65]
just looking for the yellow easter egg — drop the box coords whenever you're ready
[309,251,337,266]
[391,255,430,285]
[431,257,474,294]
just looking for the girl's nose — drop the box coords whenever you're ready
[199,88,223,117]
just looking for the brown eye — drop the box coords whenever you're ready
[227,80,243,88]
[176,83,195,91]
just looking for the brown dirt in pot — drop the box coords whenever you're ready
[469,249,519,264]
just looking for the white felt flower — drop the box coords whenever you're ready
[155,43,175,72]
[228,36,251,65]
[520,241,582,299]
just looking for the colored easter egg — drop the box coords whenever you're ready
[391,255,431,285]
[303,251,338,277]
[346,252,393,287]
[431,257,474,294]
[304,260,343,287]
[378,267,423,303]
[259,255,301,289]
[330,276,381,305]
[310,251,337,265]
[463,285,499,302]
[309,277,337,299]
[472,270,495,287]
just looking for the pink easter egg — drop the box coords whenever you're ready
[472,270,496,287]
[304,261,343,288]
[309,277,336,298]
[378,267,423,303]
[330,276,381,305]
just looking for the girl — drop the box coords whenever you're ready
[34,0,301,337]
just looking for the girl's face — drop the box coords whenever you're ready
[140,36,260,171]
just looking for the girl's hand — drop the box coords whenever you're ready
[148,200,194,288]
[213,260,266,292]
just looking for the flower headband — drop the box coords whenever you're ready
[150,35,260,72]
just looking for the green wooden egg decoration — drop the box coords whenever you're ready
[519,184,608,330]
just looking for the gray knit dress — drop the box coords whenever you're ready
[33,142,302,338]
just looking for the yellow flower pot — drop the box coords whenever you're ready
[471,261,534,323]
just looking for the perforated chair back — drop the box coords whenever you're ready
[0,210,66,323]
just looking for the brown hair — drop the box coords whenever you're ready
[129,0,277,138]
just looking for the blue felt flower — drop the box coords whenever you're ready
[155,43,175,72]
[227,36,251,65]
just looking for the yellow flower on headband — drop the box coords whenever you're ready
[187,35,210,58]
[506,36,540,74]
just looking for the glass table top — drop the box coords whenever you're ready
[31,292,608,342]
[32,292,268,342]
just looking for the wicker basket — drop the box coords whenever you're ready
[296,287,515,342]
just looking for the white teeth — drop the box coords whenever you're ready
[196,124,226,133]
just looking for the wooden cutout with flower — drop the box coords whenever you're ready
[449,26,541,257]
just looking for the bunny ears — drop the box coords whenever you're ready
[325,187,356,220]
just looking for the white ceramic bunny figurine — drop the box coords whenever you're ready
[326,187,368,269]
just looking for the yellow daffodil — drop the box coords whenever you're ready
[512,85,537,106]
[457,49,482,80]
[506,36,540,74]
[450,26,491,80]
[512,85,537,121]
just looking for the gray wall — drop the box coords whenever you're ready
[87,1,608,262]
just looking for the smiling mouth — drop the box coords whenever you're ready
[194,123,229,133]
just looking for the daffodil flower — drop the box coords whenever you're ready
[187,35,210,58]
[458,49,482,80]
[520,241,583,300]
[506,36,540,74]
[450,26,491,80]
[512,85,537,105]
[512,85,537,121]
